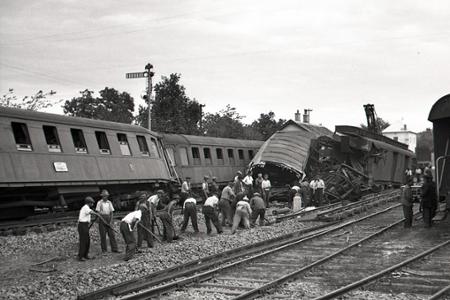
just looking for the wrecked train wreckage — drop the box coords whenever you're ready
[248,120,414,203]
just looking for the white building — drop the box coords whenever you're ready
[383,124,417,152]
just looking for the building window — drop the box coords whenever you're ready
[216,148,224,165]
[248,150,254,159]
[43,125,62,152]
[192,147,201,165]
[95,131,110,154]
[204,147,211,165]
[179,147,189,166]
[71,128,88,153]
[117,133,131,156]
[228,148,235,165]
[12,122,33,151]
[136,135,149,156]
[238,149,244,160]
[150,138,160,158]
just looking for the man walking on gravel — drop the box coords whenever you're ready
[219,181,235,227]
[202,193,223,235]
[180,196,199,233]
[77,197,95,261]
[421,172,437,228]
[96,189,119,253]
[120,209,142,261]
[400,179,414,228]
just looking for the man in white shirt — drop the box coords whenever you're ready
[77,197,95,261]
[96,189,119,253]
[120,209,142,261]
[180,197,199,233]
[202,193,223,235]
[202,176,210,202]
[242,170,254,198]
[310,175,326,207]
[180,177,191,206]
[261,174,271,207]
[231,196,252,234]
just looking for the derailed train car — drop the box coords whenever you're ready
[162,133,263,187]
[249,119,414,202]
[0,107,177,219]
[428,94,450,201]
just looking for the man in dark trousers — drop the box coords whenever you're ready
[421,172,437,228]
[96,189,119,253]
[180,196,199,233]
[180,177,191,207]
[202,193,223,235]
[250,192,266,226]
[77,197,95,261]
[310,175,325,207]
[400,179,414,228]
[137,193,153,249]
[219,181,235,227]
[120,209,142,261]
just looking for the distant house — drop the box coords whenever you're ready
[382,124,417,152]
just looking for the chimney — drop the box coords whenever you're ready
[403,124,407,131]
[303,109,312,124]
[294,109,301,122]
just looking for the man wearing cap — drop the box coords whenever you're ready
[78,197,95,261]
[180,177,191,206]
[219,181,235,227]
[250,192,266,226]
[137,193,154,249]
[120,209,142,261]
[96,189,119,253]
[421,171,437,228]
[202,176,210,202]
[180,196,199,233]
[202,193,223,235]
[231,196,252,234]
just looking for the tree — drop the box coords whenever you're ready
[250,111,286,140]
[63,87,134,123]
[136,73,203,134]
[360,117,390,132]
[203,105,246,138]
[416,128,433,162]
[1,88,59,110]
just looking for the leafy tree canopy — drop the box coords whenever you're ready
[203,105,246,139]
[360,117,390,132]
[136,73,202,134]
[250,111,286,140]
[1,88,59,110]
[63,87,134,123]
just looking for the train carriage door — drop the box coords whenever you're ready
[117,133,131,156]
[179,147,189,166]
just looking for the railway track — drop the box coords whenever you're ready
[78,190,401,300]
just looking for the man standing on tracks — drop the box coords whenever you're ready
[400,179,414,228]
[231,196,252,234]
[261,174,271,207]
[300,179,311,207]
[202,193,223,235]
[137,193,153,249]
[250,192,265,227]
[310,175,325,207]
[421,172,438,228]
[180,177,191,207]
[96,189,119,254]
[180,196,199,233]
[120,209,142,261]
[77,197,95,261]
[219,181,235,227]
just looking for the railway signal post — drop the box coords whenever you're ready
[126,63,155,130]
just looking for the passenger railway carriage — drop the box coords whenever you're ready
[0,107,177,219]
[162,133,264,187]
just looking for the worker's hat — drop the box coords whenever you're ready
[212,176,217,180]
[85,196,95,204]
[156,189,164,194]
[172,194,180,199]
[243,196,249,201]
[204,175,210,179]
[253,192,261,196]
[100,189,109,196]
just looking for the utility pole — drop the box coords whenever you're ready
[126,63,155,130]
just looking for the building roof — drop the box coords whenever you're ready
[429,94,450,121]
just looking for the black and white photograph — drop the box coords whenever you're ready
[1,1,449,299]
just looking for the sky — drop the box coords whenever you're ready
[1,0,449,133]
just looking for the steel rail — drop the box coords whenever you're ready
[77,222,334,300]
[119,202,402,300]
[233,207,412,300]
[312,239,450,300]
[429,284,450,300]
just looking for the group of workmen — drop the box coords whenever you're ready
[77,170,327,262]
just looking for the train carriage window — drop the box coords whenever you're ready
[12,122,33,151]
[43,125,62,152]
[117,133,131,156]
[238,149,244,160]
[71,129,88,153]
[216,148,224,165]
[248,150,254,159]
[95,131,111,154]
[150,138,160,158]
[136,135,149,156]
[228,148,235,165]
[204,147,212,165]
[179,147,189,166]
[192,147,201,165]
